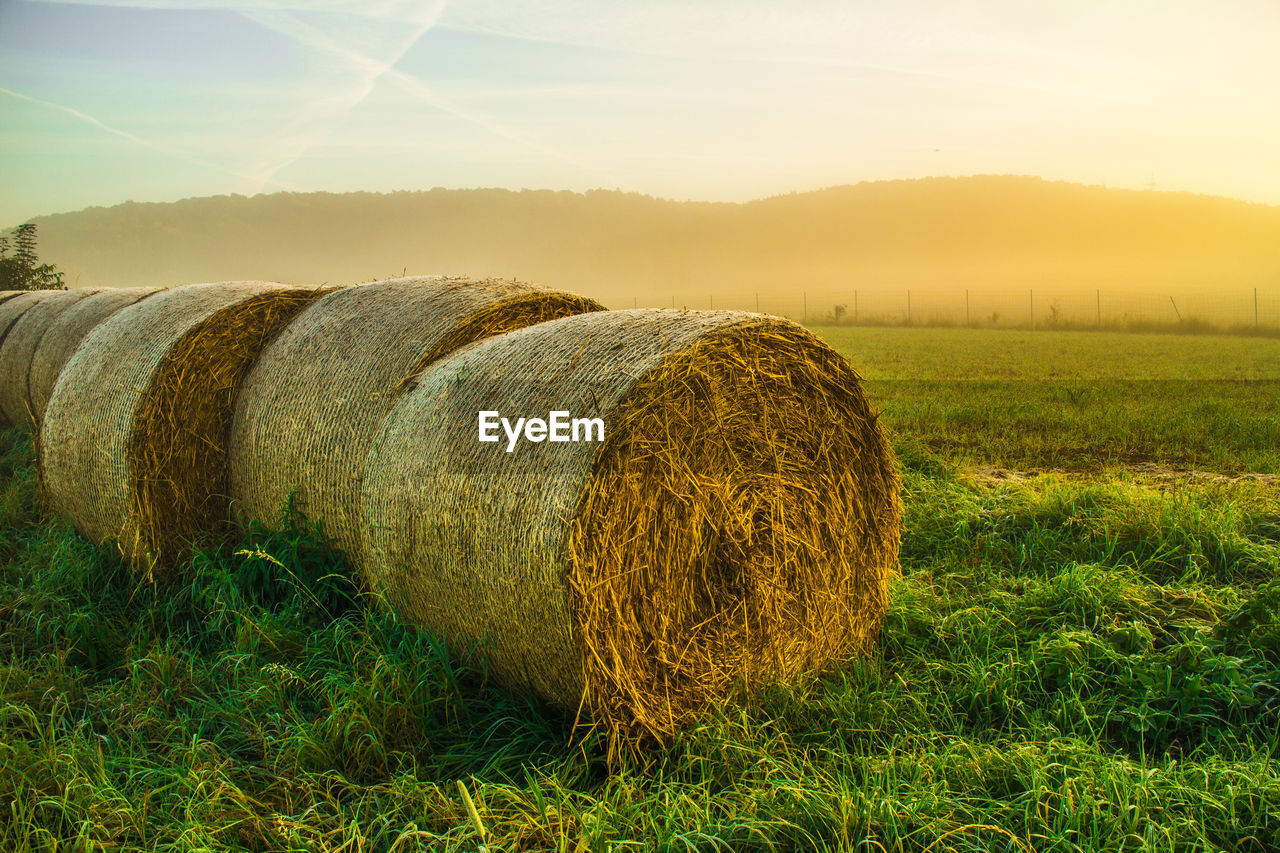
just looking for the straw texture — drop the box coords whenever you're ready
[0,292,22,306]
[228,276,604,560]
[28,287,163,424]
[0,291,63,427]
[41,282,329,575]
[361,309,901,750]
[0,289,99,428]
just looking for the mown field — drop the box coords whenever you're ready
[2,327,1278,851]
[818,326,1280,473]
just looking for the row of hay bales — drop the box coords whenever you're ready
[0,287,163,429]
[0,278,901,749]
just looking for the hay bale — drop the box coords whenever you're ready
[228,276,603,562]
[361,308,901,749]
[0,291,23,306]
[28,287,163,425]
[41,282,331,575]
[0,289,101,428]
[0,291,64,427]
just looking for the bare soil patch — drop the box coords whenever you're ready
[970,463,1280,487]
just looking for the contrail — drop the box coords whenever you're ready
[239,5,630,189]
[0,85,300,190]
[385,66,630,188]
[239,1,450,190]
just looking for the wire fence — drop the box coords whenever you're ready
[630,286,1280,333]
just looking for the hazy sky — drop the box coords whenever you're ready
[2,0,1278,226]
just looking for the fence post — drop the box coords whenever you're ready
[1257,287,1260,328]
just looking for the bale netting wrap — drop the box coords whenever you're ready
[228,275,604,561]
[0,290,62,427]
[28,287,164,423]
[0,289,99,428]
[41,281,330,576]
[361,308,902,748]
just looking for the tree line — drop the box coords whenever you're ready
[0,223,64,291]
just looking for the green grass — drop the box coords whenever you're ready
[3,327,1280,851]
[813,327,1280,473]
[812,327,1280,381]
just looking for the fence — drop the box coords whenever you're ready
[627,286,1280,332]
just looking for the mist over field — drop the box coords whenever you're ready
[30,174,1280,326]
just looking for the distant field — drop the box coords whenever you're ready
[813,326,1280,473]
[814,326,1280,381]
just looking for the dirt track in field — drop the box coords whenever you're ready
[969,463,1280,487]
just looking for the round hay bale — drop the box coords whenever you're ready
[361,309,901,750]
[0,290,64,427]
[228,276,604,562]
[41,282,332,575]
[0,291,23,306]
[0,289,101,428]
[28,287,164,425]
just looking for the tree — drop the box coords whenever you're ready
[0,235,17,291]
[0,223,64,291]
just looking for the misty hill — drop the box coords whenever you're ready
[30,176,1280,320]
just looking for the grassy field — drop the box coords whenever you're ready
[813,326,1280,474]
[2,327,1279,851]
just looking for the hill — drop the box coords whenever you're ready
[28,176,1280,323]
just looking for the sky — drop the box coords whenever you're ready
[1,0,1278,226]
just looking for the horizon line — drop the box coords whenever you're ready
[12,172,1279,229]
